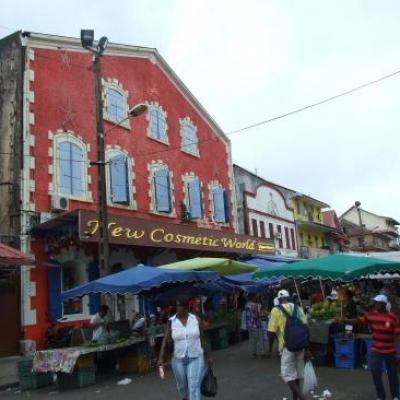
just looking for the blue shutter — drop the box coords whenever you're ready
[188,179,202,219]
[48,265,62,321]
[213,187,226,223]
[59,142,72,194]
[71,144,83,196]
[88,262,100,314]
[110,154,129,204]
[154,168,171,212]
[223,189,230,223]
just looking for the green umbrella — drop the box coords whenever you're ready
[253,254,400,281]
[160,257,259,276]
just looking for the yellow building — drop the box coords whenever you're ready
[290,194,333,258]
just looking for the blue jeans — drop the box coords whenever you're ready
[171,356,205,400]
[371,351,399,400]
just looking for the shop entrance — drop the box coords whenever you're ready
[0,269,20,356]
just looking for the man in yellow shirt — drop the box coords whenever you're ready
[268,290,308,400]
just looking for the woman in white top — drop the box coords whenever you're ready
[158,296,213,400]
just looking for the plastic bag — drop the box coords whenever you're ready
[201,368,218,397]
[302,361,318,394]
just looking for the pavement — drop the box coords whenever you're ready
[0,342,388,399]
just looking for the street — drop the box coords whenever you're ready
[0,342,382,400]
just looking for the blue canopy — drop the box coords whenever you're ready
[61,265,220,299]
[217,257,287,293]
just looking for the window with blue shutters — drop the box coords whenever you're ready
[180,119,199,156]
[48,265,62,321]
[153,167,172,213]
[212,186,230,223]
[187,178,203,219]
[59,141,84,197]
[149,106,168,143]
[110,153,129,205]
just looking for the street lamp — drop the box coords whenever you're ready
[80,30,146,275]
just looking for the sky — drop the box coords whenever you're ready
[2,0,400,220]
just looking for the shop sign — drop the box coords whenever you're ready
[79,211,274,255]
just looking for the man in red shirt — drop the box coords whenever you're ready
[347,294,399,400]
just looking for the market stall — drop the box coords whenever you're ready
[254,254,400,369]
[19,265,220,390]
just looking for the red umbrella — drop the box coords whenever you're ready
[0,243,35,266]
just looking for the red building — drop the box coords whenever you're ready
[0,31,273,353]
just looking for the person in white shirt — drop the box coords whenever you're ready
[158,296,212,400]
[90,305,110,343]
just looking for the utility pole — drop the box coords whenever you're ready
[81,30,110,276]
[93,54,109,275]
[80,30,147,276]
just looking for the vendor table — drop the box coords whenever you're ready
[32,337,146,374]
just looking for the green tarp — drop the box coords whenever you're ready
[160,257,259,276]
[253,254,400,281]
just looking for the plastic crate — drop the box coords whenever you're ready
[57,367,95,389]
[334,353,356,369]
[19,373,53,391]
[334,336,356,356]
[75,354,95,369]
[17,357,34,374]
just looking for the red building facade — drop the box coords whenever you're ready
[0,32,273,352]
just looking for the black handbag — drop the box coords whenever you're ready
[201,367,218,397]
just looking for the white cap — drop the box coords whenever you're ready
[277,289,290,299]
[374,294,388,304]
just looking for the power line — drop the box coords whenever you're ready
[227,68,400,135]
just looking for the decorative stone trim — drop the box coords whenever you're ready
[179,117,199,157]
[102,78,131,129]
[105,147,137,210]
[147,161,176,217]
[145,102,169,145]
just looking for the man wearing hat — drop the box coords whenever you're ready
[268,289,308,400]
[344,294,400,400]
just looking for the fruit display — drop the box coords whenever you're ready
[310,300,341,321]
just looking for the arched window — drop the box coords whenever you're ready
[211,185,229,223]
[53,132,89,200]
[106,149,136,208]
[109,153,129,204]
[183,175,203,219]
[148,105,168,143]
[107,88,125,122]
[151,165,173,214]
[180,118,199,156]
[102,79,130,129]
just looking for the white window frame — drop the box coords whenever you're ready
[105,148,137,210]
[148,162,176,218]
[52,132,91,202]
[102,79,130,129]
[180,117,199,157]
[147,103,169,145]
[182,174,204,221]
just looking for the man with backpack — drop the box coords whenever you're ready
[268,290,310,400]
